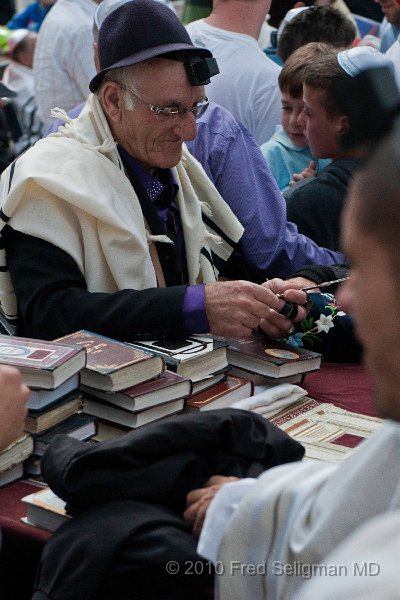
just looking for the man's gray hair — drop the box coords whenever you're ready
[96,65,140,111]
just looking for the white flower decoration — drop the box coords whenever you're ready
[315,314,334,333]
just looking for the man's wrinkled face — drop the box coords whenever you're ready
[111,60,204,173]
[338,183,400,421]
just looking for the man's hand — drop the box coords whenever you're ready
[205,279,307,338]
[0,366,29,452]
[184,476,239,537]
[284,276,321,292]
[289,160,317,186]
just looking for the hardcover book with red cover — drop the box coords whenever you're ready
[218,334,322,379]
[185,375,253,411]
[56,330,164,392]
[81,370,191,412]
[0,334,86,389]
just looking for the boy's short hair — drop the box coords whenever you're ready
[278,6,356,63]
[301,49,351,119]
[278,42,336,99]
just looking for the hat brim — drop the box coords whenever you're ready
[89,42,212,92]
[0,82,16,98]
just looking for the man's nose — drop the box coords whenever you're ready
[173,113,197,141]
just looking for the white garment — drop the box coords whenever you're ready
[0,94,243,321]
[232,383,308,419]
[295,510,400,599]
[199,419,400,600]
[386,36,400,91]
[186,19,281,145]
[33,0,97,129]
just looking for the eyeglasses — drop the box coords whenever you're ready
[122,86,209,121]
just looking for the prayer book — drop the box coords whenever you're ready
[218,334,322,378]
[27,373,80,411]
[32,413,96,457]
[81,370,191,412]
[185,375,253,411]
[190,370,227,394]
[0,334,86,389]
[82,397,184,429]
[24,392,82,434]
[0,433,33,473]
[92,419,131,442]
[271,396,383,463]
[128,335,228,382]
[229,366,303,386]
[22,487,69,532]
[55,330,164,392]
[0,462,24,488]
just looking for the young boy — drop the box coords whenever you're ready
[260,42,332,193]
[284,44,394,251]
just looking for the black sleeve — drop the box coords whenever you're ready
[287,263,349,291]
[285,184,343,251]
[3,226,189,341]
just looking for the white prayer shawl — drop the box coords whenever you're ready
[207,419,400,600]
[0,94,243,324]
[295,509,400,599]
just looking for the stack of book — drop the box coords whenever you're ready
[120,334,322,417]
[14,330,320,445]
[56,331,191,439]
[0,334,90,479]
[220,333,322,385]
[0,434,34,487]
[182,334,322,413]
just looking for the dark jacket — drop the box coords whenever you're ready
[32,409,304,600]
[284,158,360,251]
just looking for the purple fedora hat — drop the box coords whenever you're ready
[90,0,215,92]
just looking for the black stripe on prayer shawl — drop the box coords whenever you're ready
[202,213,236,249]
[0,208,10,223]
[209,249,228,275]
[201,247,218,278]
[7,160,16,194]
[0,265,8,272]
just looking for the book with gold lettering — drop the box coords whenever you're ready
[217,334,322,379]
[56,330,164,392]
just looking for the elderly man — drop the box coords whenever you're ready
[0,0,306,343]
[184,115,400,599]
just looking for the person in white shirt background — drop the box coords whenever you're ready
[186,0,281,145]
[33,0,100,129]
